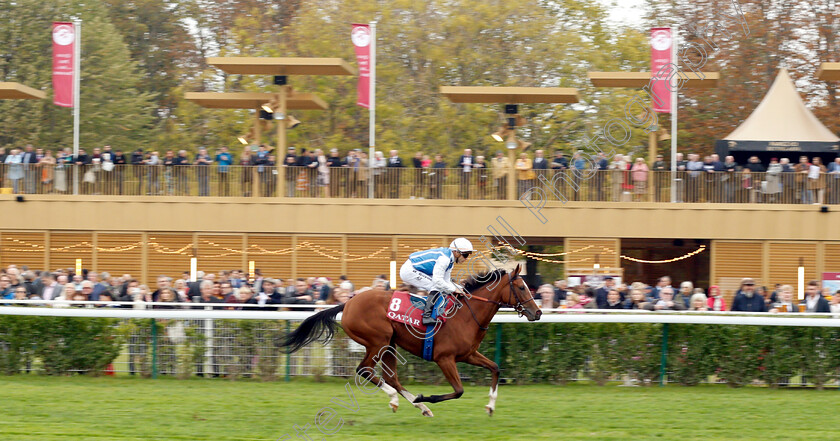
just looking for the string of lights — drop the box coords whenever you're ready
[1,237,706,264]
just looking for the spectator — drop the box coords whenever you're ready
[802,280,830,313]
[218,281,235,302]
[828,157,840,204]
[609,154,627,202]
[532,150,548,192]
[174,150,190,195]
[21,144,38,194]
[652,154,668,202]
[0,274,13,299]
[770,285,797,313]
[327,148,344,197]
[515,152,535,197]
[756,285,777,310]
[240,148,254,197]
[386,149,404,198]
[764,158,783,203]
[410,151,425,199]
[474,155,488,199]
[194,280,222,307]
[215,146,233,196]
[808,157,827,205]
[491,151,510,199]
[686,153,704,202]
[570,151,587,201]
[153,288,180,309]
[287,278,315,304]
[829,290,840,316]
[706,285,726,311]
[604,289,623,309]
[648,286,686,311]
[564,293,584,310]
[194,148,212,196]
[371,150,386,198]
[672,281,692,307]
[592,152,608,201]
[794,155,811,203]
[86,271,106,301]
[624,289,648,309]
[162,150,176,195]
[5,149,23,194]
[316,149,331,197]
[339,275,354,293]
[0,147,5,184]
[38,274,62,301]
[326,286,350,305]
[225,285,260,310]
[430,154,446,199]
[595,277,617,309]
[553,279,568,304]
[689,293,708,311]
[457,148,474,199]
[146,151,161,195]
[631,158,649,202]
[537,284,555,309]
[730,278,766,312]
[40,149,56,193]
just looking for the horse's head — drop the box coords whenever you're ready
[505,264,541,321]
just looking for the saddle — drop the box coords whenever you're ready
[387,291,454,331]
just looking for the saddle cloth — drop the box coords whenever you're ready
[386,290,454,331]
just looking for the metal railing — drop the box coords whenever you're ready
[3,164,840,204]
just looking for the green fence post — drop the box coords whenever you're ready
[151,318,158,379]
[285,320,291,382]
[659,323,668,387]
[494,324,502,369]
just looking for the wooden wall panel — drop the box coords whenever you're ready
[296,236,343,281]
[712,241,764,303]
[824,243,840,273]
[768,242,818,288]
[346,236,393,289]
[146,234,194,286]
[96,233,143,280]
[0,232,46,270]
[247,235,293,280]
[49,232,93,272]
[197,235,245,275]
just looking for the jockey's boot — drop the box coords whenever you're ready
[422,291,441,326]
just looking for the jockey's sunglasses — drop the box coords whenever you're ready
[460,251,472,259]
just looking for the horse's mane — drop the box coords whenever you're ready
[461,269,507,293]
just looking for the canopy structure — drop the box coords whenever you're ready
[588,71,720,88]
[184,92,328,110]
[440,86,579,104]
[0,82,46,100]
[816,62,840,81]
[715,69,840,159]
[207,57,356,76]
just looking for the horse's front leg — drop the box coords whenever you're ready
[413,357,464,404]
[463,351,500,416]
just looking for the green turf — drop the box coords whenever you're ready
[1,375,836,440]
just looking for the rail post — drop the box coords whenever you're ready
[494,324,502,369]
[285,320,291,382]
[151,318,158,379]
[659,323,668,386]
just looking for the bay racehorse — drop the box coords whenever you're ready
[280,265,541,417]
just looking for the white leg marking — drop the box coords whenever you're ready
[486,386,498,415]
[400,390,433,417]
[380,382,400,412]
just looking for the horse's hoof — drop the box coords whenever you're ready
[412,394,425,403]
[485,405,494,416]
[390,403,398,413]
[422,409,434,417]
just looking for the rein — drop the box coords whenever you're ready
[456,274,535,331]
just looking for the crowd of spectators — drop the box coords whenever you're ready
[4,145,839,203]
[534,275,840,314]
[5,263,840,315]
[0,264,400,311]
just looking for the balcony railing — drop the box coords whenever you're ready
[2,164,839,204]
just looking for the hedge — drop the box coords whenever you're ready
[2,317,840,388]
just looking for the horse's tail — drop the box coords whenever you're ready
[280,304,345,354]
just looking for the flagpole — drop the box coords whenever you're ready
[669,25,678,203]
[72,20,81,195]
[368,21,376,199]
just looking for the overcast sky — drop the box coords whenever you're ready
[601,0,648,30]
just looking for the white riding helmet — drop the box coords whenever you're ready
[449,238,475,253]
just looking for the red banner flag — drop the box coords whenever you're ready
[52,22,75,108]
[650,27,672,113]
[351,23,371,108]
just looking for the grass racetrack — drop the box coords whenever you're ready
[2,375,837,440]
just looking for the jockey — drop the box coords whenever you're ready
[400,238,474,326]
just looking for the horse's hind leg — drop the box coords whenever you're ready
[356,346,400,413]
[378,345,434,417]
[463,351,500,416]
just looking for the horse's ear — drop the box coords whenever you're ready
[513,264,521,276]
